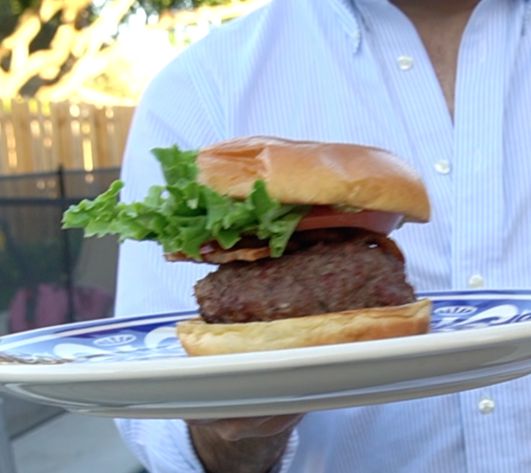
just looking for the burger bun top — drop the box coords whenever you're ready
[197,136,430,223]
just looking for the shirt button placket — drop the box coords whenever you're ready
[478,397,495,415]
[397,55,414,70]
[467,274,485,289]
[434,160,451,175]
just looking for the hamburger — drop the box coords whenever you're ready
[63,136,432,356]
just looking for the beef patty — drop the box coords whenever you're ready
[194,230,415,324]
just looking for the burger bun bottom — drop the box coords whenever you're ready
[177,299,431,356]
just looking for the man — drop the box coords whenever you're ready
[114,0,531,471]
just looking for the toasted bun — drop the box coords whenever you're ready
[197,136,430,222]
[177,299,431,356]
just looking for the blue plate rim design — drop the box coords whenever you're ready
[2,289,531,366]
[0,309,197,347]
[4,289,531,343]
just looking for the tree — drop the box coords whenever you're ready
[136,1,231,16]
[0,0,261,102]
[0,0,135,99]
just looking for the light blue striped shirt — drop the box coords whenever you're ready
[114,0,531,471]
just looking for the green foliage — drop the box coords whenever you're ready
[1,0,233,42]
[136,0,230,11]
[0,235,83,310]
[3,0,231,17]
[6,0,39,15]
[63,146,309,259]
[131,0,231,17]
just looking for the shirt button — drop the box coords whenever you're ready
[397,55,414,70]
[434,160,451,175]
[468,274,485,288]
[478,397,495,414]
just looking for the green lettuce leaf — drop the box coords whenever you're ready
[62,145,309,259]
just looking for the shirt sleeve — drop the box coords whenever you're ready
[115,418,300,473]
[113,49,221,318]
[112,49,302,473]
[114,418,206,472]
[274,429,300,473]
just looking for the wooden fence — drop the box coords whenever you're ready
[0,99,134,175]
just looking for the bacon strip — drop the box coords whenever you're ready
[164,229,404,265]
[165,246,270,263]
[368,234,405,263]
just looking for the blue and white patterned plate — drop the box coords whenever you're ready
[1,290,531,419]
[0,311,195,365]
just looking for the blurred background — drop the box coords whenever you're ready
[0,1,266,471]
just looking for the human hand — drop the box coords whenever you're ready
[187,415,303,473]
[187,414,303,441]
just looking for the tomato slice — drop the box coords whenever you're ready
[296,206,403,235]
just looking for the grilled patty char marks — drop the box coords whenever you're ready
[194,230,415,324]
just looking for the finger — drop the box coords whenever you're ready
[248,414,304,438]
[186,415,270,427]
[186,418,218,426]
[215,414,303,441]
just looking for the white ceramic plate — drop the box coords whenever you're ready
[1,290,531,419]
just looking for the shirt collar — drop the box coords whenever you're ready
[327,0,531,49]
[327,0,363,51]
